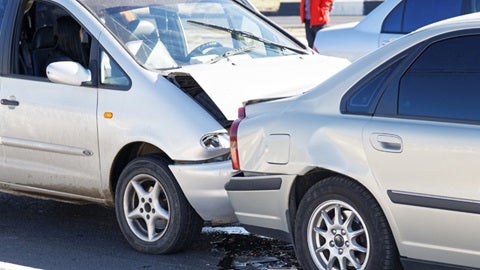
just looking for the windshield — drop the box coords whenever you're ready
[79,0,307,69]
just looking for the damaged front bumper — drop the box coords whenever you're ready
[169,160,238,225]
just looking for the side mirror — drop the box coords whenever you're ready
[46,61,92,86]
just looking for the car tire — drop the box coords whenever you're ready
[294,176,401,270]
[115,156,203,254]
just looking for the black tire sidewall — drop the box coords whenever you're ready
[115,156,201,254]
[294,177,399,270]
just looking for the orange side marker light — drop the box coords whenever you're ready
[104,112,113,119]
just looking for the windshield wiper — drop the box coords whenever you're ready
[187,20,307,55]
[207,44,258,64]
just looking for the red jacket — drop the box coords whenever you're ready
[300,0,333,26]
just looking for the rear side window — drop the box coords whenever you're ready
[345,66,393,114]
[382,1,405,33]
[403,0,463,33]
[383,0,466,34]
[0,0,8,33]
[342,60,402,115]
[399,35,480,122]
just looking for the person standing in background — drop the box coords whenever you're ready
[300,0,333,48]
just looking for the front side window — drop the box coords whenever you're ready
[79,0,307,69]
[14,0,93,81]
[399,35,480,122]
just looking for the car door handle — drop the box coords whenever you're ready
[370,133,403,153]
[1,99,19,106]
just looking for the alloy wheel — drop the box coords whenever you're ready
[123,173,170,242]
[307,200,370,270]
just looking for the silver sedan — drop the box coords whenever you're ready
[228,12,480,270]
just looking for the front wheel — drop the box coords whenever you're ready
[294,176,401,270]
[115,156,203,254]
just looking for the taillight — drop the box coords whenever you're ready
[229,107,245,170]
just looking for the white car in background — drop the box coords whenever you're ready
[314,0,480,61]
[228,12,480,270]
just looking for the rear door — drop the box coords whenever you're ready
[364,33,480,267]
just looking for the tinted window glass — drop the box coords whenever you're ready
[345,60,402,115]
[399,35,480,122]
[0,0,8,33]
[347,68,391,114]
[382,1,405,33]
[403,0,463,33]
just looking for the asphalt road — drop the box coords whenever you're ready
[0,192,298,270]
[0,193,220,270]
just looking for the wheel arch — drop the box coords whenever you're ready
[109,142,172,199]
[290,172,403,269]
[287,168,392,242]
[288,169,346,229]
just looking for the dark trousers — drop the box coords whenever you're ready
[305,19,325,48]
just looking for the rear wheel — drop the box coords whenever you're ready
[294,176,401,270]
[115,156,203,254]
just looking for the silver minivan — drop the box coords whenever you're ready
[0,0,348,254]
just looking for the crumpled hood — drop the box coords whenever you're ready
[170,54,350,120]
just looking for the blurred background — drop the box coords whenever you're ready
[249,0,383,39]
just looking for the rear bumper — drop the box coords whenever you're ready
[225,173,297,234]
[169,161,237,225]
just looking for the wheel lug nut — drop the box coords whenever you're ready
[341,229,346,235]
[329,241,335,247]
[140,208,144,213]
[141,198,145,203]
[345,241,349,247]
[339,248,343,254]
[149,198,152,203]
[332,229,337,234]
